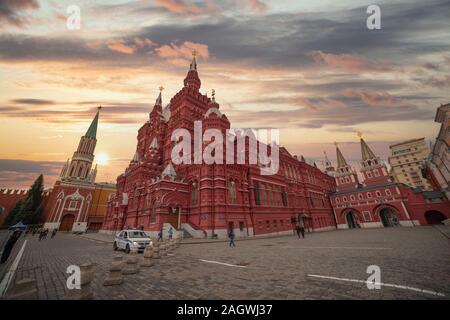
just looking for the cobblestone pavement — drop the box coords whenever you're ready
[1,226,449,300]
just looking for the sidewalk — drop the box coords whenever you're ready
[78,230,314,244]
[433,224,450,239]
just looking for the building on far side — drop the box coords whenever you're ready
[388,138,432,190]
[424,104,450,200]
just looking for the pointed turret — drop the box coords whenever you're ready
[63,107,100,183]
[324,151,335,176]
[360,137,376,161]
[161,161,176,180]
[357,133,391,186]
[184,50,201,91]
[85,107,101,138]
[149,137,158,149]
[333,142,359,191]
[155,86,163,106]
[336,145,348,168]
[132,151,140,163]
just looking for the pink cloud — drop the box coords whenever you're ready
[107,37,156,54]
[245,0,267,14]
[342,89,402,106]
[155,41,209,65]
[154,0,218,15]
[307,50,393,73]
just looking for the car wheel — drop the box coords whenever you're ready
[113,242,118,251]
[125,244,130,254]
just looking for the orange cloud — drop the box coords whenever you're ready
[307,50,393,73]
[155,41,209,65]
[245,0,267,14]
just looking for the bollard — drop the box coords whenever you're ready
[103,255,124,286]
[161,243,167,257]
[6,278,38,300]
[152,245,161,259]
[67,262,94,300]
[141,246,154,267]
[122,253,140,275]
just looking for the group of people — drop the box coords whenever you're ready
[156,226,174,242]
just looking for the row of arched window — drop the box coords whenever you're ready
[335,189,393,203]
[254,182,288,207]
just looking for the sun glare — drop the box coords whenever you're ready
[97,153,109,165]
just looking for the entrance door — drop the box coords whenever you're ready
[346,212,357,229]
[380,208,399,227]
[168,207,179,229]
[60,214,75,231]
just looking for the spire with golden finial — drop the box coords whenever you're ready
[190,50,197,71]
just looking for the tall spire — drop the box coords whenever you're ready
[358,132,376,161]
[184,50,201,91]
[85,107,101,138]
[155,86,163,106]
[189,50,197,71]
[335,142,348,168]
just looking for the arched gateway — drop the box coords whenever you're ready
[379,207,399,227]
[59,214,75,231]
[425,211,447,225]
[345,210,359,229]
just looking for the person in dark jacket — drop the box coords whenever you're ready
[51,229,57,239]
[1,230,22,264]
[228,229,236,247]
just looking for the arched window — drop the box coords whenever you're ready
[376,191,382,197]
[260,183,267,205]
[78,165,83,178]
[281,189,288,207]
[367,192,372,198]
[191,182,198,205]
[385,189,392,196]
[228,180,237,204]
[358,193,363,200]
[254,182,261,205]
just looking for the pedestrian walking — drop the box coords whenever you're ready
[295,225,301,238]
[299,220,305,238]
[51,229,57,239]
[157,229,163,242]
[228,229,236,247]
[1,230,22,264]
[168,227,173,240]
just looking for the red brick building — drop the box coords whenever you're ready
[330,137,450,228]
[101,56,337,238]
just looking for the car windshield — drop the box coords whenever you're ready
[128,231,149,238]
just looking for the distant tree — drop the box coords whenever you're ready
[2,200,24,226]
[3,174,44,226]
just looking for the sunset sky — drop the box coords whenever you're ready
[1,0,449,188]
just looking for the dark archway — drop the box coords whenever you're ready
[345,211,359,229]
[59,214,75,231]
[425,211,447,225]
[379,208,399,227]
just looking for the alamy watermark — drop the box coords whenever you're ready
[171,121,279,176]
[366,265,381,290]
[366,5,381,30]
[66,265,81,290]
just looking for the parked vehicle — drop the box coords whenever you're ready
[113,229,153,253]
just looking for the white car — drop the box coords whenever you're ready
[113,229,153,254]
